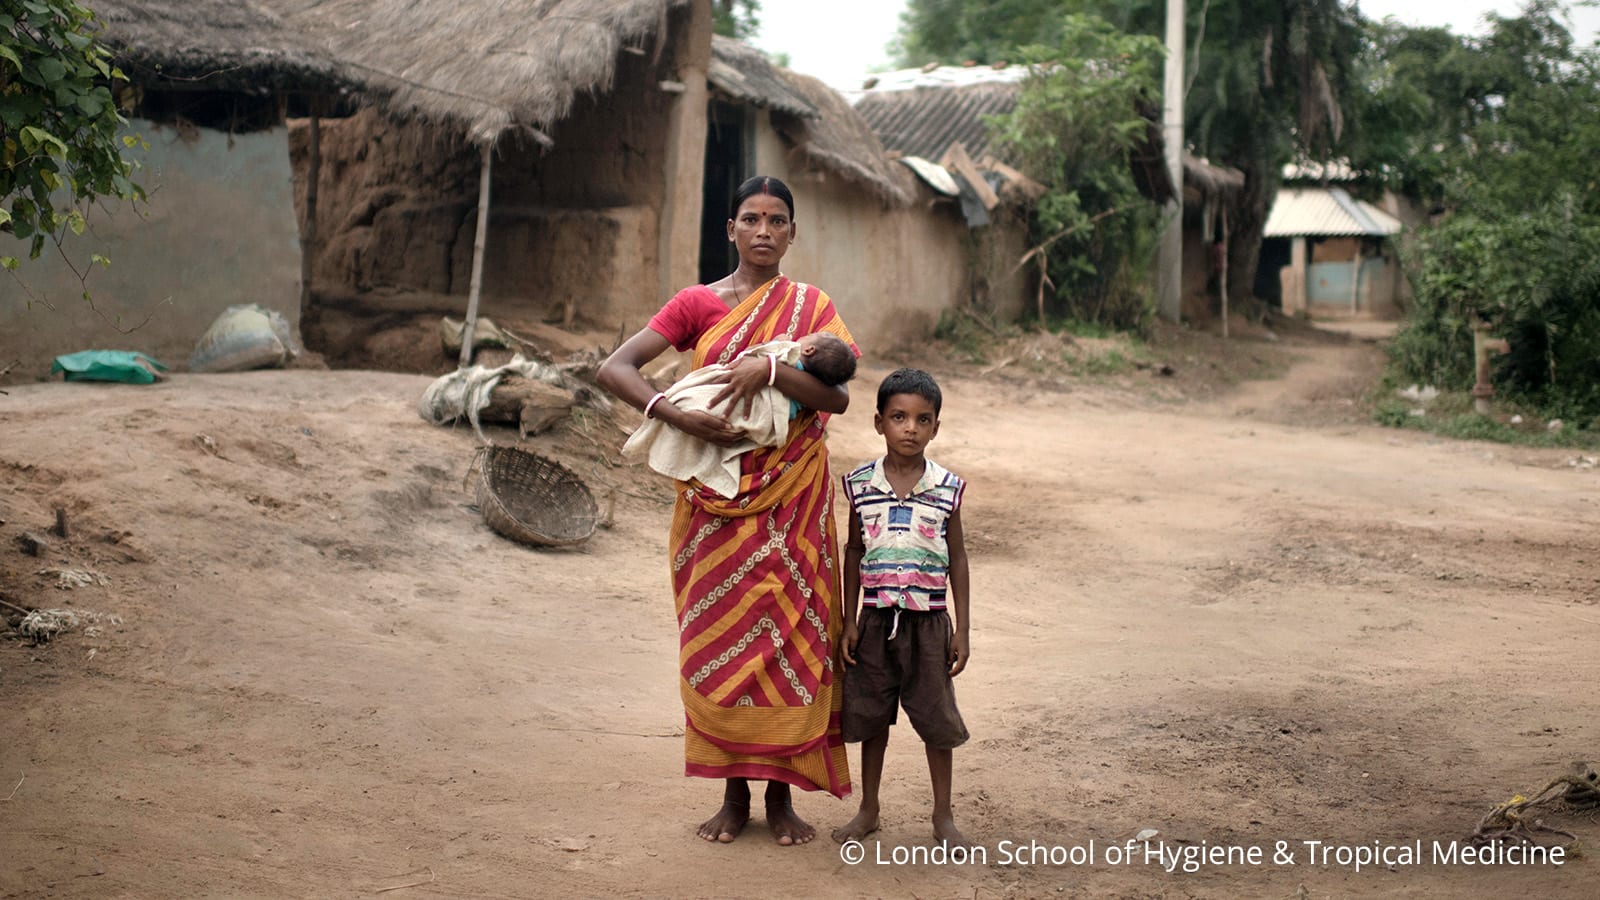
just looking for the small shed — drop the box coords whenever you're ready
[1263,184,1404,318]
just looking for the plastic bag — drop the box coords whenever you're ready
[50,350,169,384]
[189,304,301,373]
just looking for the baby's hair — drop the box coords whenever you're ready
[730,175,795,219]
[802,333,856,386]
[876,368,942,415]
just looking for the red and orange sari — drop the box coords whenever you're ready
[671,274,854,798]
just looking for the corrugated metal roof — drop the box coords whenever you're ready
[708,36,818,118]
[843,63,1029,95]
[851,80,1018,164]
[1264,187,1403,237]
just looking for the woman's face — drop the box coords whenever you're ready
[727,193,796,268]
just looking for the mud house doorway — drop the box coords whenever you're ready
[699,101,750,284]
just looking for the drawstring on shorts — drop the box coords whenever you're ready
[886,607,903,641]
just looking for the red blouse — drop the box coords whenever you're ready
[647,286,735,352]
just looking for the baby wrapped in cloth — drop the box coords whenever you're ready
[622,332,856,498]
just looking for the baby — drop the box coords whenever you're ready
[622,332,856,498]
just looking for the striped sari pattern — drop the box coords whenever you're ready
[670,275,854,798]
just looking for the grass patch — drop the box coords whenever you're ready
[1067,345,1141,377]
[1372,388,1600,449]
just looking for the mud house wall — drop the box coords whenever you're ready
[3,120,301,383]
[290,109,478,300]
[289,6,702,333]
[751,122,1030,354]
[470,42,682,327]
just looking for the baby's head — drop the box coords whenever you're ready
[798,333,857,386]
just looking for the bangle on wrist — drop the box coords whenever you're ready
[767,354,779,387]
[644,391,668,419]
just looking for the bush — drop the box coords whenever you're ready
[1389,199,1600,427]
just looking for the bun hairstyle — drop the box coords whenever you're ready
[730,175,795,219]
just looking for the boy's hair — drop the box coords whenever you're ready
[802,333,857,386]
[876,367,942,415]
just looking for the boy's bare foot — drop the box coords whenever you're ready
[765,799,816,845]
[696,800,750,843]
[932,812,970,849]
[831,804,880,843]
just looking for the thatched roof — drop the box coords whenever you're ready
[771,71,913,209]
[261,0,687,144]
[708,36,816,118]
[88,0,344,92]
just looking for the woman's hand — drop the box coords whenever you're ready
[661,406,748,447]
[706,355,771,421]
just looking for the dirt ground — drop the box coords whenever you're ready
[2,323,1597,898]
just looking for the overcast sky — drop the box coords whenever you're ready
[752,1,1600,89]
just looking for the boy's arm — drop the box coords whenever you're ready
[840,504,865,665]
[946,506,970,677]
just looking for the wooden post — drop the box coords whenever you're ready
[459,142,494,369]
[1219,213,1230,339]
[300,107,321,313]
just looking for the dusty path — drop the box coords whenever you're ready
[2,340,1596,898]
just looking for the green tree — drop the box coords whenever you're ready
[899,0,1365,306]
[713,0,761,40]
[1370,3,1600,424]
[989,15,1165,327]
[1,0,143,273]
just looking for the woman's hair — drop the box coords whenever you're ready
[876,368,943,415]
[730,175,795,219]
[800,333,857,386]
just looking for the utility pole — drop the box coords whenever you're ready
[1157,0,1185,322]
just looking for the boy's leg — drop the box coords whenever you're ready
[926,745,968,846]
[764,780,815,845]
[697,778,752,843]
[899,611,970,845]
[831,729,887,842]
[835,606,901,843]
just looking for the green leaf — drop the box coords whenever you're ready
[1,256,19,271]
[91,253,110,268]
[19,126,69,158]
[0,45,21,72]
[36,57,66,84]
[67,210,86,235]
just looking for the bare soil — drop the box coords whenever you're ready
[2,323,1597,898]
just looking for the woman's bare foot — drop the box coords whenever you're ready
[763,782,814,845]
[932,812,969,848]
[831,803,880,843]
[696,800,750,843]
[765,799,815,845]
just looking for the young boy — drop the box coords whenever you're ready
[832,368,971,847]
[621,331,855,498]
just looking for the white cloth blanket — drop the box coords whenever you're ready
[622,340,802,498]
[417,355,570,443]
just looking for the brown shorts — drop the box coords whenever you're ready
[841,606,969,749]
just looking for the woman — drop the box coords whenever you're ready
[598,176,854,846]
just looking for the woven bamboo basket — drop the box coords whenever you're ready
[473,447,598,548]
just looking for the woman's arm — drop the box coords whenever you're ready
[598,328,748,447]
[707,354,850,419]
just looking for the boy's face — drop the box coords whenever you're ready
[874,392,939,460]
